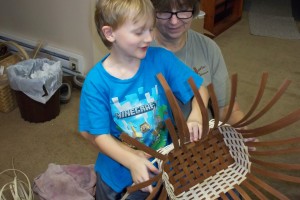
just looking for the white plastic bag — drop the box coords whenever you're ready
[7,58,62,104]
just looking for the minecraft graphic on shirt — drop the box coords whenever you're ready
[111,85,169,150]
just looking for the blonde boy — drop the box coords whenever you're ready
[79,0,208,199]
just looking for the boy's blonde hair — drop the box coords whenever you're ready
[95,0,155,48]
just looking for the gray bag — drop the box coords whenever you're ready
[7,58,62,104]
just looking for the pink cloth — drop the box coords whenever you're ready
[33,163,96,200]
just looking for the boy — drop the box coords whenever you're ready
[79,0,208,199]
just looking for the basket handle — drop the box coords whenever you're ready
[32,40,44,59]
[0,41,30,60]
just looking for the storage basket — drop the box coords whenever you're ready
[0,41,29,113]
[0,74,17,113]
[0,43,10,60]
[0,41,29,67]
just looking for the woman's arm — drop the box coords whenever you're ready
[219,101,245,125]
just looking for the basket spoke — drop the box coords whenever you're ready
[252,165,300,183]
[241,180,269,199]
[250,147,300,156]
[120,133,166,160]
[250,157,300,170]
[240,109,300,138]
[245,137,300,147]
[232,72,268,127]
[247,173,289,200]
[207,84,220,129]
[220,73,238,125]
[165,119,180,150]
[237,79,291,127]
[188,77,209,138]
[157,73,189,146]
[126,173,162,193]
[233,184,252,200]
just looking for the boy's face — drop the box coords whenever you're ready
[111,16,154,60]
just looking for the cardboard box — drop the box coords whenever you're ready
[191,11,205,34]
[191,11,215,37]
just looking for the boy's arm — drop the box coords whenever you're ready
[186,86,209,142]
[81,131,150,157]
[80,132,159,192]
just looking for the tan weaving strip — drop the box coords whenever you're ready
[188,77,209,137]
[237,79,291,127]
[218,126,250,172]
[252,165,300,183]
[221,73,237,125]
[247,173,289,200]
[232,72,268,127]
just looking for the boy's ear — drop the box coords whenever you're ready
[102,26,115,42]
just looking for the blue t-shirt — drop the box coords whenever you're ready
[79,47,203,192]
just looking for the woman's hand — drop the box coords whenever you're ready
[236,126,259,151]
[244,137,259,151]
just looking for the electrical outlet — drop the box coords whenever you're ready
[69,57,78,71]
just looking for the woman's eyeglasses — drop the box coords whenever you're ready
[156,10,194,20]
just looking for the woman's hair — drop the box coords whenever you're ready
[95,0,155,48]
[151,0,200,18]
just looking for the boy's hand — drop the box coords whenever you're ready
[187,121,203,142]
[128,156,159,193]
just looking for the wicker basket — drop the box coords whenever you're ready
[0,41,29,113]
[0,74,17,113]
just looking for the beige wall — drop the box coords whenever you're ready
[0,0,108,74]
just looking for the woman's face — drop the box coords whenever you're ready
[155,8,193,40]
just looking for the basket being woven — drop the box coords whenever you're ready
[159,122,250,200]
[120,72,300,200]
